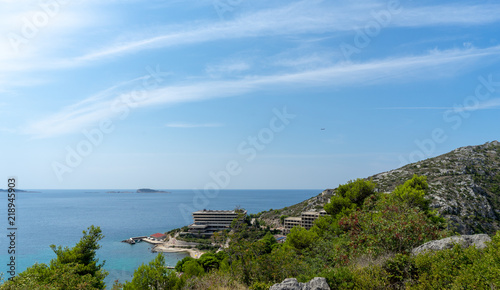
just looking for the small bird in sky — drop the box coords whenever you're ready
[321,128,325,130]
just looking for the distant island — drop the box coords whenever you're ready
[0,189,40,193]
[136,188,170,193]
[106,188,170,193]
[106,191,134,193]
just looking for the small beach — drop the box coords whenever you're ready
[146,235,205,259]
[152,244,204,259]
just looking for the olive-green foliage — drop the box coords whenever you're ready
[391,174,431,212]
[49,225,107,287]
[410,231,500,289]
[197,253,220,272]
[286,226,318,251]
[345,231,500,289]
[259,232,278,254]
[382,254,418,288]
[174,252,228,280]
[324,195,354,218]
[123,253,181,290]
[1,225,107,290]
[351,264,388,290]
[324,178,376,217]
[183,260,205,277]
[311,215,340,238]
[1,263,103,290]
[320,266,355,289]
[175,256,194,272]
[226,231,305,286]
[339,197,446,256]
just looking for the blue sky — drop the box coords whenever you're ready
[1,0,500,189]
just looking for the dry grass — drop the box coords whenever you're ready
[352,252,395,269]
[182,270,248,290]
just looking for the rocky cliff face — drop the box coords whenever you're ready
[260,141,500,235]
[371,141,500,234]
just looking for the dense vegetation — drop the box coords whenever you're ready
[371,141,500,234]
[2,175,500,289]
[1,225,107,289]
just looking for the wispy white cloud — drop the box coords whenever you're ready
[377,107,457,110]
[394,4,500,27]
[61,2,500,66]
[2,0,500,82]
[22,45,500,139]
[205,61,251,77]
[377,99,500,111]
[165,122,224,128]
[454,98,500,112]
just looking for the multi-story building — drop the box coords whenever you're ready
[188,209,246,237]
[283,210,327,234]
[301,210,328,230]
[283,217,301,234]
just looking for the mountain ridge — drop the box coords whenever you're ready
[260,140,500,235]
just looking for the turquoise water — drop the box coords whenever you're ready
[0,189,320,287]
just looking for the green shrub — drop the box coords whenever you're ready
[123,253,180,290]
[382,254,418,287]
[321,266,355,289]
[410,233,500,289]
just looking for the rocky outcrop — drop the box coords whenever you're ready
[371,140,500,235]
[269,277,330,290]
[260,141,500,235]
[412,234,491,255]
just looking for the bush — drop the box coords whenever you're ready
[123,253,180,290]
[175,256,194,272]
[382,254,418,287]
[321,266,355,289]
[324,179,376,217]
[286,226,318,251]
[1,225,107,289]
[339,197,446,256]
[410,233,500,289]
[183,260,205,277]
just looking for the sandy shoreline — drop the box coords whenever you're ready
[152,244,204,259]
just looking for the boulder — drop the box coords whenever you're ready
[412,234,491,255]
[269,277,330,290]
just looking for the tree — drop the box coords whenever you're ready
[182,260,205,277]
[198,253,220,272]
[1,262,104,289]
[324,178,377,217]
[175,256,194,272]
[286,226,318,251]
[49,225,107,288]
[260,232,278,254]
[391,174,431,212]
[1,225,107,289]
[123,253,180,290]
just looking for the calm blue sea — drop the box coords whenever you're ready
[0,189,320,287]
